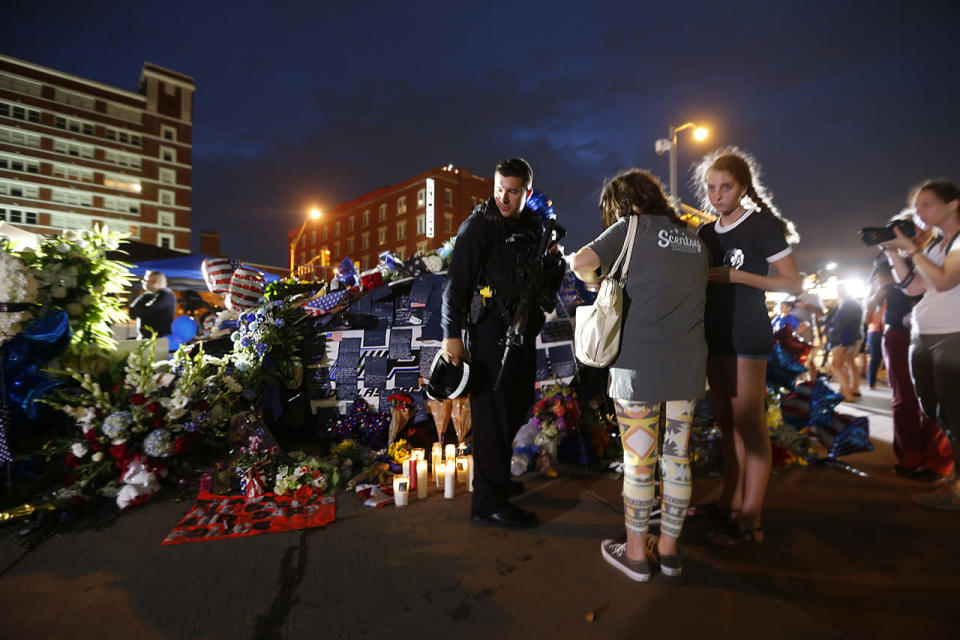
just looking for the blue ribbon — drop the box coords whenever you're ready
[2,311,71,421]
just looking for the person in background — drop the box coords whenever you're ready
[771,299,807,335]
[864,263,888,389]
[792,274,825,381]
[693,147,803,545]
[882,180,960,510]
[571,168,707,581]
[826,282,863,401]
[129,270,176,339]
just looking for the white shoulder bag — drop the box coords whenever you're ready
[574,215,639,368]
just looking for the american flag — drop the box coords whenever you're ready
[202,258,237,295]
[303,290,351,316]
[225,266,265,310]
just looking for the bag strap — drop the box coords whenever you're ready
[608,215,639,285]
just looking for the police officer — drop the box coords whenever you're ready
[130,270,176,338]
[441,158,564,528]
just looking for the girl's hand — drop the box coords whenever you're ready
[881,227,915,253]
[708,267,736,284]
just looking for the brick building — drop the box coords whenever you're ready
[289,165,493,277]
[0,54,194,251]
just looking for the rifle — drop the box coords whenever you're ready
[493,217,566,390]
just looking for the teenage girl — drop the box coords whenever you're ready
[693,147,803,545]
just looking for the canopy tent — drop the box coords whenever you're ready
[0,221,43,250]
[129,254,283,288]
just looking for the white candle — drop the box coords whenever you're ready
[467,454,474,492]
[412,448,425,462]
[416,458,428,499]
[393,475,409,507]
[432,443,443,484]
[445,443,456,462]
[456,455,468,485]
[444,463,455,499]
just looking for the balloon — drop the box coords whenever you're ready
[171,315,197,342]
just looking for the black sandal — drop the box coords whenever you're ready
[707,520,764,547]
[690,502,740,521]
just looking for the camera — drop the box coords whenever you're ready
[859,219,916,246]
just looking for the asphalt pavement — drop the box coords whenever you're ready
[1,382,957,640]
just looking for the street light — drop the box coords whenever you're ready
[655,122,709,198]
[289,208,321,272]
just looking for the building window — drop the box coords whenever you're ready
[159,190,175,206]
[159,211,175,227]
[0,208,39,225]
[417,188,426,208]
[160,146,176,163]
[157,233,174,249]
[103,174,142,192]
[321,226,328,241]
[104,149,141,169]
[397,196,407,215]
[444,213,454,233]
[416,240,429,253]
[347,237,354,253]
[300,235,306,248]
[51,189,93,207]
[362,209,370,226]
[348,216,355,232]
[334,221,341,236]
[334,241,341,256]
[53,139,94,159]
[396,246,406,260]
[0,75,42,96]
[55,89,95,110]
[378,227,387,245]
[0,182,39,199]
[159,168,176,185]
[102,196,140,214]
[396,220,406,241]
[52,163,92,182]
[361,231,370,250]
[471,196,478,208]
[416,214,426,235]
[161,125,177,141]
[0,103,41,123]
[310,230,317,244]
[378,204,387,221]
[444,188,452,206]
[0,155,40,174]
[0,127,41,147]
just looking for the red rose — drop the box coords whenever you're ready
[196,399,211,411]
[112,385,121,393]
[173,437,189,455]
[95,408,103,417]
[129,493,152,508]
[68,495,87,509]
[151,416,166,428]
[91,442,104,451]
[83,429,99,441]
[130,393,148,406]
[64,453,79,467]
[64,472,77,486]
[147,402,162,414]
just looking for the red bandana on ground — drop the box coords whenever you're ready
[161,491,336,545]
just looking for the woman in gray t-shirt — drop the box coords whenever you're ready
[571,169,707,582]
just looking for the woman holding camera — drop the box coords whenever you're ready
[571,169,707,581]
[693,148,803,545]
[882,180,960,510]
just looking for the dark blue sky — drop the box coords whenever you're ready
[5,1,959,277]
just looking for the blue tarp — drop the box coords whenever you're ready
[128,254,282,284]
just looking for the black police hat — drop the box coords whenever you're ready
[425,349,471,400]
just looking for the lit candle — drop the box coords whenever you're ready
[393,475,409,507]
[444,463,455,499]
[431,443,443,483]
[456,455,468,485]
[412,448,425,461]
[416,458,428,499]
[445,443,456,462]
[467,454,474,492]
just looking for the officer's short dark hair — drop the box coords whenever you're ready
[495,158,533,190]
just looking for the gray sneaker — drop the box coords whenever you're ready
[659,554,682,577]
[600,539,652,582]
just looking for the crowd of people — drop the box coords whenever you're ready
[439,151,959,585]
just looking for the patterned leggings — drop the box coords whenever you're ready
[613,399,695,539]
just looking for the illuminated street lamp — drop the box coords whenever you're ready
[655,122,709,197]
[289,208,321,272]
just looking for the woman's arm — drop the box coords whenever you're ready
[881,229,930,295]
[884,227,960,292]
[570,247,602,286]
[708,253,803,295]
